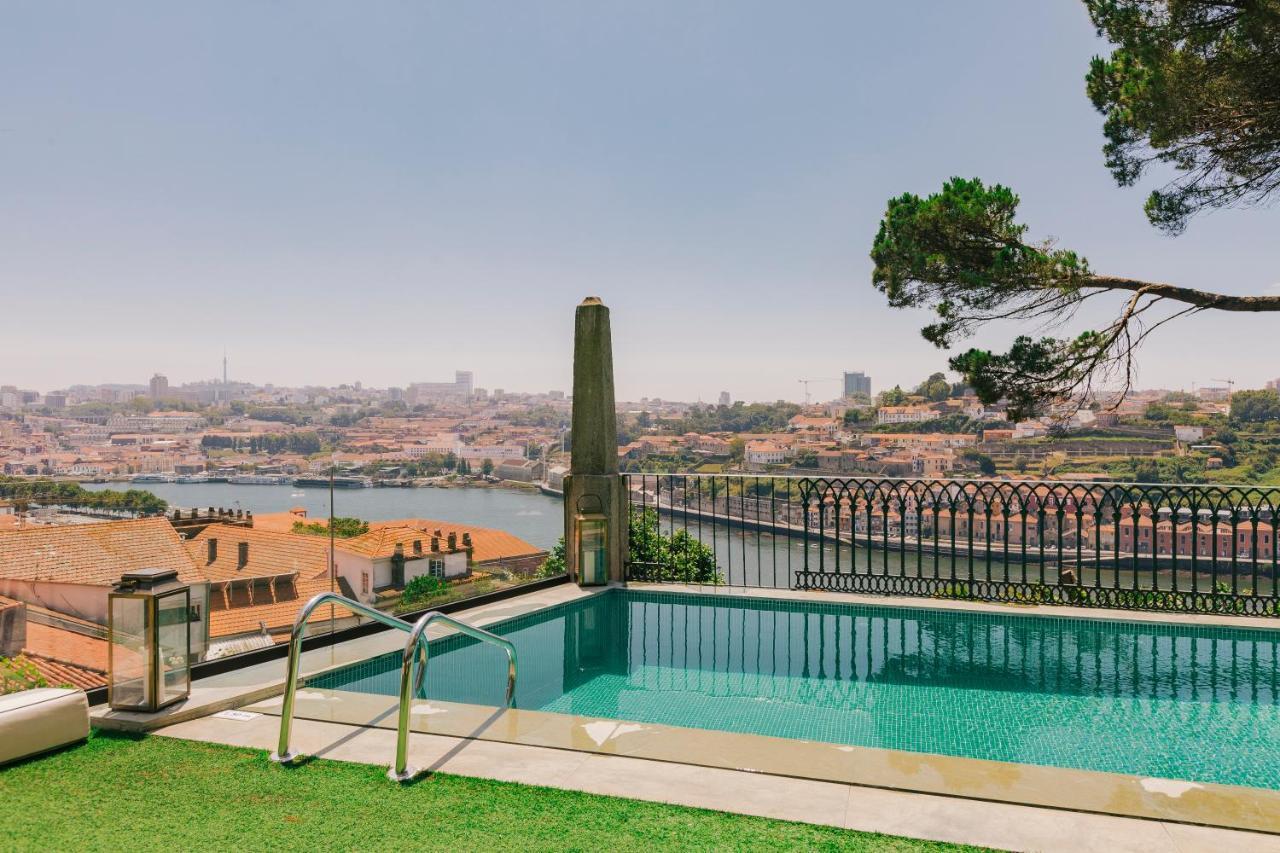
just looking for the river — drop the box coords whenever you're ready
[83,482,563,549]
[82,482,1272,596]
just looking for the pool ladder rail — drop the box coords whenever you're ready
[268,592,518,783]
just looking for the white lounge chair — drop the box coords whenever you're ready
[0,687,90,765]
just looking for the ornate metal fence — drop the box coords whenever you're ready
[623,473,1280,616]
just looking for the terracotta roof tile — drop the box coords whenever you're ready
[207,573,355,639]
[185,524,330,582]
[23,653,105,690]
[337,525,467,559]
[22,621,109,671]
[0,517,201,586]
[363,518,546,564]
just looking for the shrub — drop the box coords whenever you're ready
[1,655,48,695]
[537,509,723,584]
[292,516,369,538]
[403,574,447,603]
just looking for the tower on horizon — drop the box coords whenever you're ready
[216,350,228,405]
[843,371,871,399]
[149,373,169,400]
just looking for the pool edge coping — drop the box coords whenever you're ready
[241,582,1280,836]
[243,687,1280,836]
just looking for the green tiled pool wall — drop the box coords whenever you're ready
[620,591,1280,704]
[310,588,1280,789]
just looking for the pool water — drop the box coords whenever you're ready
[311,589,1280,789]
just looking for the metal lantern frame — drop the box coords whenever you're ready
[575,510,609,586]
[107,568,192,712]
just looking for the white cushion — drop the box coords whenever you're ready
[0,687,89,765]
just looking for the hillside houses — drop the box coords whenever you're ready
[0,510,549,677]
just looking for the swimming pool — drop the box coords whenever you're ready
[310,588,1280,790]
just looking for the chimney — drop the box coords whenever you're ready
[412,539,422,556]
[207,538,218,563]
[0,599,26,658]
[447,532,457,551]
[237,541,249,569]
[461,532,472,547]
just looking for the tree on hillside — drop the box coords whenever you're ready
[914,372,951,402]
[1230,389,1280,423]
[876,386,908,407]
[870,2,1280,421]
[842,407,868,426]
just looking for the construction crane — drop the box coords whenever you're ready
[1211,378,1236,401]
[798,377,841,405]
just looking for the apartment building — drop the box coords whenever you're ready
[876,405,937,425]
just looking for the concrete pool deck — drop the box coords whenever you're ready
[156,713,1280,852]
[123,581,1280,845]
[239,684,1280,836]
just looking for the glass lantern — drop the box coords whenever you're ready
[575,511,608,586]
[108,568,191,712]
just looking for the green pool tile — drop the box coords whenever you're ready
[308,588,1280,790]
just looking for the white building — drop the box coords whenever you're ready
[458,443,525,461]
[106,412,206,432]
[744,440,788,467]
[1175,425,1206,443]
[877,405,937,425]
[334,526,471,603]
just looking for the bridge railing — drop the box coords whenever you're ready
[623,473,1280,616]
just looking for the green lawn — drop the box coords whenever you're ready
[0,733,980,852]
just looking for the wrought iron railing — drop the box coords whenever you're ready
[623,474,1280,616]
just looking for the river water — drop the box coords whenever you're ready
[83,482,563,549]
[83,482,1274,596]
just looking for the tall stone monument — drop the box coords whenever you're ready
[563,297,627,584]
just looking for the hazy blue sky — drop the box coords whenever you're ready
[3,2,1277,401]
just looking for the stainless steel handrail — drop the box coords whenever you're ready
[390,610,517,782]
[269,592,428,765]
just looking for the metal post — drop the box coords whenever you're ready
[329,461,336,637]
[270,592,433,766]
[390,611,517,782]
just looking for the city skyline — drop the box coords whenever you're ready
[4,3,1279,400]
[3,362,1261,408]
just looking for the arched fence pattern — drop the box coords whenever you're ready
[623,474,1280,616]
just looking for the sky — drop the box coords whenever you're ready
[2,1,1277,402]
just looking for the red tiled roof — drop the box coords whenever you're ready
[362,518,546,564]
[24,653,105,690]
[337,525,467,559]
[185,524,329,583]
[22,621,109,672]
[207,573,356,639]
[0,517,201,586]
[249,509,312,534]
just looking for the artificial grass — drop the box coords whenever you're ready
[0,732,981,852]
